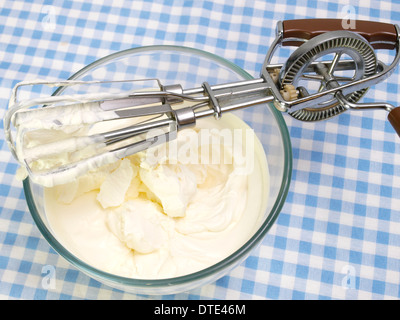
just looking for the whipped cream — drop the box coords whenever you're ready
[44,114,270,279]
[6,80,270,279]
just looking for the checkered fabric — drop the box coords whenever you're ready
[1,0,400,300]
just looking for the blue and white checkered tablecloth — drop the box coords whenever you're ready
[1,0,399,300]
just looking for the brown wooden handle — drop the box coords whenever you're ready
[388,107,400,138]
[282,19,397,49]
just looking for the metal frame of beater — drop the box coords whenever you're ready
[4,19,400,186]
[121,19,400,132]
[170,19,400,127]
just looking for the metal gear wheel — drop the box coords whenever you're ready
[279,30,377,121]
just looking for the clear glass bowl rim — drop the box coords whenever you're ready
[23,45,293,289]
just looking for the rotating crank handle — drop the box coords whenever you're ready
[281,18,398,49]
[335,91,400,139]
[388,107,400,138]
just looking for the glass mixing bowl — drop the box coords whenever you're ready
[23,45,292,295]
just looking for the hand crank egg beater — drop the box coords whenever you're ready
[4,19,400,186]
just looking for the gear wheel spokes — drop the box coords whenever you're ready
[279,30,377,121]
